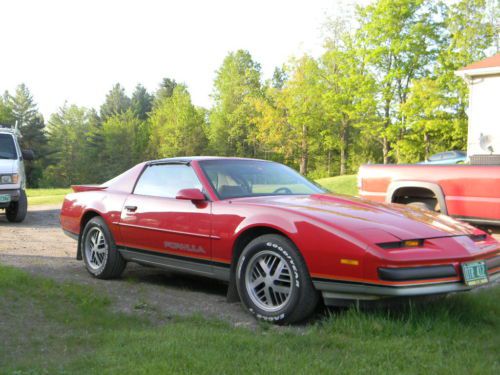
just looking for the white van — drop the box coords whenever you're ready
[0,126,34,222]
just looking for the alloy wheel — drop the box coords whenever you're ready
[84,227,108,270]
[244,250,293,312]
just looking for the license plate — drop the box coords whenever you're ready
[0,194,11,203]
[461,261,488,286]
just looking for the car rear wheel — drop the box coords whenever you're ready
[6,189,27,223]
[81,216,126,279]
[236,234,318,324]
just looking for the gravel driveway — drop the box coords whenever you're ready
[1,206,498,326]
[0,205,256,327]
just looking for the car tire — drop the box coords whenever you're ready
[81,216,126,279]
[6,189,28,223]
[236,234,318,324]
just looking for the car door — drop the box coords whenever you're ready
[118,162,213,266]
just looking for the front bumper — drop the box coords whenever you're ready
[0,189,20,208]
[314,255,500,305]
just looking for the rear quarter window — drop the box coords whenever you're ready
[134,164,203,198]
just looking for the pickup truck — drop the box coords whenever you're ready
[358,164,500,227]
[0,126,34,222]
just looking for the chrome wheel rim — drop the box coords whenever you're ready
[84,227,108,271]
[245,250,293,312]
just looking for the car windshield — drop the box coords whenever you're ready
[199,159,324,199]
[0,134,17,160]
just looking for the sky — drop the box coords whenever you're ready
[2,0,368,120]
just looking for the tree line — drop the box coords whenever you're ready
[0,0,498,187]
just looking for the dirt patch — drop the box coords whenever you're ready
[0,206,256,327]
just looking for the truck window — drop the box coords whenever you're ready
[0,134,18,160]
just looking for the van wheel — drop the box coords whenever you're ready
[6,190,28,223]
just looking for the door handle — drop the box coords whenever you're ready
[125,205,137,212]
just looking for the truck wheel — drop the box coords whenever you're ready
[81,216,126,279]
[407,200,436,211]
[6,190,28,223]
[236,234,318,325]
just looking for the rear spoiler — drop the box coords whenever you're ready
[71,185,108,193]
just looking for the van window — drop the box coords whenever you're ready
[0,134,17,160]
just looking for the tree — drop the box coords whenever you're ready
[131,84,153,120]
[436,0,496,142]
[9,84,38,127]
[250,56,323,175]
[83,109,107,182]
[320,21,377,175]
[149,85,207,158]
[102,109,147,177]
[156,77,178,101]
[400,78,453,161]
[280,56,324,175]
[271,67,287,89]
[100,83,131,120]
[400,0,496,162]
[20,113,47,186]
[42,105,93,187]
[209,50,263,157]
[357,0,441,163]
[0,92,15,126]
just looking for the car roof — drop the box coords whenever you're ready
[149,156,272,164]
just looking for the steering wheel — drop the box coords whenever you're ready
[273,187,292,195]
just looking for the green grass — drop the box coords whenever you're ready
[1,264,498,374]
[316,174,358,196]
[26,188,72,206]
[25,175,357,207]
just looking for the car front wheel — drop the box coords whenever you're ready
[236,234,318,324]
[81,216,126,279]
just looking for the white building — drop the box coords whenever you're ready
[456,53,500,158]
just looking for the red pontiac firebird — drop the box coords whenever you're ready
[60,157,500,324]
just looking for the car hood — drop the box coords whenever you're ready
[0,159,16,174]
[233,193,477,240]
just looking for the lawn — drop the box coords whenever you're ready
[26,188,72,206]
[25,175,358,207]
[316,174,358,196]
[1,264,498,374]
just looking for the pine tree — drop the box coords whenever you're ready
[100,83,131,120]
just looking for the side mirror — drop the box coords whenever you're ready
[176,188,206,202]
[22,150,35,161]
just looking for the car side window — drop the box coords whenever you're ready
[134,164,203,198]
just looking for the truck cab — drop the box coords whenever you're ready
[0,126,34,222]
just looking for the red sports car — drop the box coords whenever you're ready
[60,157,500,324]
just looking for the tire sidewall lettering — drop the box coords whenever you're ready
[237,237,303,323]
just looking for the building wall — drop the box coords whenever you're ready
[467,74,500,156]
